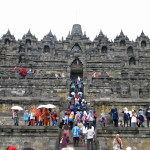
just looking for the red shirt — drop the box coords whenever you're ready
[52,112,57,121]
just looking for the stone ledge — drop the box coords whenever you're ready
[97,127,150,137]
[0,97,61,105]
[0,125,59,137]
[93,98,150,103]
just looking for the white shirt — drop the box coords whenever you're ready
[131,115,137,123]
[86,129,95,139]
[82,126,87,134]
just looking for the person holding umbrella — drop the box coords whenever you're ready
[11,106,23,126]
[13,110,19,126]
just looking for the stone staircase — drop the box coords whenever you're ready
[59,79,97,150]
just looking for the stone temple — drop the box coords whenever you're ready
[0,24,150,150]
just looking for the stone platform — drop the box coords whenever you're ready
[0,126,60,150]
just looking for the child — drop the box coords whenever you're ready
[119,120,123,127]
[101,114,106,127]
[24,109,29,126]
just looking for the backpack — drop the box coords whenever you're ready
[113,112,118,120]
[71,84,75,88]
[111,114,113,120]
[79,85,82,88]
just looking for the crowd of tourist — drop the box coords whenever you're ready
[10,72,150,150]
[13,106,58,127]
[59,76,96,150]
[109,106,150,128]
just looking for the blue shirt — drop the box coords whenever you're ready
[72,126,80,137]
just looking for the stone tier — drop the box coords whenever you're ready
[0,125,60,150]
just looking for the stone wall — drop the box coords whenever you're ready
[96,127,150,150]
[94,98,150,114]
[0,126,59,150]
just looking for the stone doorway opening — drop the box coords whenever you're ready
[70,58,84,97]
[70,57,83,81]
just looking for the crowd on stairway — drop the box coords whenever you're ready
[59,76,96,150]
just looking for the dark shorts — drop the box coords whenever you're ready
[74,137,79,141]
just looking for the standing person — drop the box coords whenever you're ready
[69,111,74,129]
[61,73,65,78]
[77,76,81,82]
[30,106,36,126]
[61,133,69,149]
[42,108,50,126]
[145,106,150,127]
[93,71,97,78]
[93,111,97,130]
[13,110,19,126]
[113,108,119,127]
[138,109,145,127]
[24,109,29,126]
[72,123,80,147]
[131,110,137,127]
[122,107,129,127]
[86,125,95,150]
[75,111,80,123]
[101,114,106,127]
[128,111,132,127]
[88,110,94,127]
[48,108,52,126]
[71,83,76,92]
[113,134,123,150]
[62,122,70,138]
[38,108,43,126]
[52,110,57,126]
[36,109,41,126]
[78,82,83,92]
[82,123,87,147]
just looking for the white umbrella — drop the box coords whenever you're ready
[37,105,46,109]
[11,106,23,111]
[45,104,56,109]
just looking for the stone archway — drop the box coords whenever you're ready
[70,57,83,81]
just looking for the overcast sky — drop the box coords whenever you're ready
[0,0,150,41]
